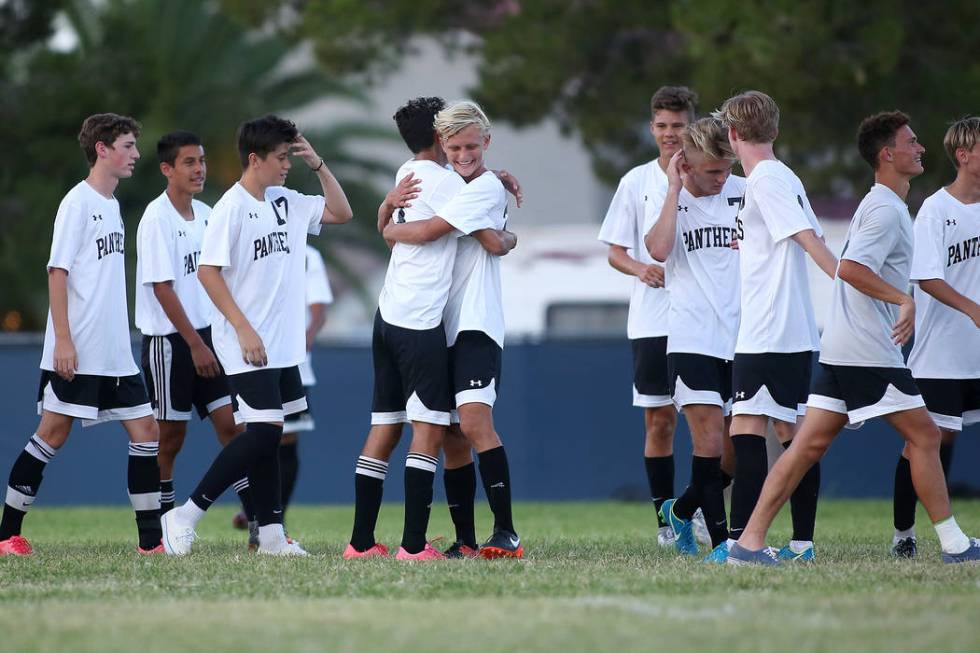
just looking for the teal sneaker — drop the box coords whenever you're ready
[658,499,698,556]
[703,541,729,564]
[777,543,815,562]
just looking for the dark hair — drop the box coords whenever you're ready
[650,86,698,121]
[78,113,141,167]
[857,111,911,170]
[237,114,298,169]
[157,131,202,166]
[394,96,446,153]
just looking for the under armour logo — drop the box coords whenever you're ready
[248,212,260,220]
[735,391,746,399]
[677,205,689,212]
[947,219,957,226]
[177,230,186,237]
[469,379,483,387]
[92,214,103,222]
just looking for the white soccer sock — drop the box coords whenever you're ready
[176,499,206,528]
[934,516,970,554]
[789,540,813,553]
[893,527,915,543]
[258,523,287,549]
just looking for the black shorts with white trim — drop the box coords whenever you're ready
[283,386,315,434]
[808,363,925,427]
[141,326,232,422]
[631,336,672,408]
[913,377,980,432]
[732,351,814,423]
[227,365,306,425]
[37,371,153,427]
[450,330,502,410]
[370,310,452,426]
[667,353,733,415]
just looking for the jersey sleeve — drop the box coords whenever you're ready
[138,213,177,285]
[842,204,901,273]
[305,248,334,305]
[910,208,946,282]
[47,199,86,272]
[438,175,501,235]
[752,174,817,242]
[199,204,238,269]
[598,173,637,248]
[427,172,466,216]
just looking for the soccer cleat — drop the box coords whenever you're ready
[726,542,781,567]
[137,542,165,556]
[703,541,729,564]
[891,537,917,559]
[658,499,698,556]
[231,511,249,530]
[692,508,712,546]
[284,535,307,556]
[941,537,980,564]
[479,529,524,559]
[396,543,446,561]
[0,535,33,556]
[161,509,197,556]
[343,542,390,560]
[657,526,676,548]
[247,521,259,552]
[443,540,480,559]
[778,543,815,562]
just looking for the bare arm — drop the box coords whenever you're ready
[198,264,267,367]
[791,229,838,279]
[306,302,328,351]
[291,135,354,224]
[645,151,685,263]
[918,278,980,328]
[837,259,915,344]
[378,173,420,234]
[383,217,455,244]
[48,268,76,381]
[472,228,517,256]
[152,282,220,377]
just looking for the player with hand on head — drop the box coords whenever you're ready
[891,116,980,558]
[729,111,980,566]
[0,114,161,556]
[161,115,353,556]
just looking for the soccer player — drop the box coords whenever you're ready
[382,101,521,558]
[135,131,257,547]
[160,115,353,556]
[891,116,980,558]
[645,117,744,561]
[729,111,980,566]
[598,86,713,547]
[0,113,160,556]
[712,91,838,562]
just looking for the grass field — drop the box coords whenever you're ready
[2,500,980,653]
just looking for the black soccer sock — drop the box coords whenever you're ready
[644,455,674,528]
[244,424,284,527]
[698,456,729,547]
[350,455,388,551]
[729,434,768,539]
[479,446,515,534]
[128,442,163,550]
[940,442,954,479]
[444,463,477,547]
[190,423,276,512]
[160,478,175,514]
[673,456,714,521]
[0,435,57,540]
[278,440,299,516]
[893,455,916,532]
[784,440,820,542]
[401,452,438,554]
[233,477,255,521]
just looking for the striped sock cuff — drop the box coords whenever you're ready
[232,477,250,493]
[160,490,176,504]
[356,456,389,480]
[5,485,36,511]
[25,435,56,463]
[128,442,159,457]
[405,452,438,473]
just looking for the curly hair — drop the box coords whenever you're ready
[394,96,447,153]
[857,111,911,170]
[78,113,141,167]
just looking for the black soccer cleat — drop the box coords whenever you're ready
[479,529,523,559]
[443,540,479,559]
[891,536,917,559]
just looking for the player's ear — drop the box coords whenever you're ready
[483,133,491,150]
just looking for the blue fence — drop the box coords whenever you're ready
[0,341,976,505]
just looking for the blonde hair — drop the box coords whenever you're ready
[944,117,980,169]
[683,117,735,161]
[434,100,491,140]
[712,90,779,144]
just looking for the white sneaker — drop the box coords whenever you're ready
[657,526,676,547]
[692,508,712,546]
[161,508,196,556]
[258,538,308,557]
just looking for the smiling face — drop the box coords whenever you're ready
[650,109,690,160]
[251,141,292,187]
[162,144,206,195]
[886,124,925,178]
[101,132,140,179]
[441,124,490,181]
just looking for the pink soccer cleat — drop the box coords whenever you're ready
[137,542,165,555]
[343,542,390,560]
[395,543,446,561]
[0,535,33,556]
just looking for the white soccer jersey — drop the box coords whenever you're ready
[597,161,670,340]
[908,188,980,378]
[820,184,913,368]
[199,183,324,375]
[40,181,139,376]
[664,175,745,359]
[135,193,214,336]
[377,159,466,330]
[299,244,334,386]
[735,159,823,354]
[443,171,509,347]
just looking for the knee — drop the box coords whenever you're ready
[646,408,676,440]
[794,439,828,466]
[459,412,498,447]
[912,423,942,450]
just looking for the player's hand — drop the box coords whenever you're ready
[388,173,420,209]
[53,337,78,382]
[665,150,686,192]
[190,341,221,378]
[494,169,523,207]
[291,134,321,169]
[892,296,915,345]
[730,237,740,250]
[639,264,665,288]
[236,324,268,367]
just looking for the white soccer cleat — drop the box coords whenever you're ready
[657,526,676,548]
[258,539,309,557]
[692,508,712,546]
[161,509,197,556]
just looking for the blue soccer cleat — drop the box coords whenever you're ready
[941,538,980,564]
[658,499,698,556]
[726,542,781,567]
[703,541,729,564]
[777,543,815,562]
